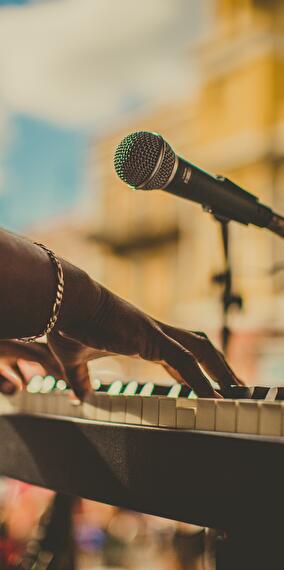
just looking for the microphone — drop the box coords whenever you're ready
[114,131,284,238]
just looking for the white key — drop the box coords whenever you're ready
[26,375,44,394]
[33,393,44,414]
[259,402,283,436]
[0,394,20,414]
[41,393,57,415]
[40,376,56,395]
[265,387,278,401]
[25,393,43,414]
[11,391,26,412]
[142,396,159,426]
[82,392,99,420]
[176,398,197,429]
[215,400,238,433]
[107,381,123,395]
[281,407,284,437]
[167,384,182,398]
[176,407,196,429]
[5,392,21,411]
[40,393,58,415]
[82,392,110,421]
[95,393,111,421]
[236,401,260,435]
[176,398,198,410]
[196,399,216,431]
[7,392,25,413]
[38,393,52,414]
[10,391,25,409]
[69,398,84,418]
[12,391,30,413]
[140,383,154,396]
[56,392,74,417]
[125,396,142,425]
[17,392,29,413]
[124,381,139,396]
[56,379,68,392]
[188,391,198,401]
[37,393,49,414]
[110,395,126,423]
[158,397,176,428]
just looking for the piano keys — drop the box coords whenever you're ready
[2,377,284,438]
[0,374,284,570]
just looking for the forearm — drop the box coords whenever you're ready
[0,229,99,340]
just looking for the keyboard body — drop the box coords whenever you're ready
[0,385,283,536]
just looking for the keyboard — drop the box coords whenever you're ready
[0,378,283,538]
[3,378,284,438]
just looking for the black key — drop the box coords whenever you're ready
[221,386,253,399]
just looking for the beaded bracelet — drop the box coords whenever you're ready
[18,243,64,343]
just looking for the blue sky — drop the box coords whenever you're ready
[0,0,29,5]
[0,115,89,231]
[0,0,89,232]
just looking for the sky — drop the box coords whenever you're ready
[0,115,88,229]
[0,0,90,231]
[0,0,27,4]
[0,0,207,231]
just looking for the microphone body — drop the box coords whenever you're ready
[167,157,273,227]
[114,131,284,238]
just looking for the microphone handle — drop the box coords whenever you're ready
[165,157,273,228]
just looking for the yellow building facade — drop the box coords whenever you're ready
[91,0,284,328]
[33,0,284,382]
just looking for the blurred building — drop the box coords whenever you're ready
[33,0,284,382]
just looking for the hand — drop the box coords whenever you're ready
[48,284,243,399]
[0,226,242,399]
[0,340,64,394]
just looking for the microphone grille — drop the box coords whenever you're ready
[114,131,176,190]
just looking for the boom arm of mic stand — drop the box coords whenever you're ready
[268,214,284,238]
[203,203,284,238]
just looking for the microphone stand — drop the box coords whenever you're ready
[19,493,77,570]
[211,215,243,356]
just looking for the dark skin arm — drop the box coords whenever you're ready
[0,228,243,397]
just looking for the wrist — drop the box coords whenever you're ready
[56,260,102,335]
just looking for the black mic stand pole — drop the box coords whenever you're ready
[19,493,77,570]
[211,214,243,356]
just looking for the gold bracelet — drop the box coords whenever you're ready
[17,243,64,343]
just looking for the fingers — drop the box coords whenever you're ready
[161,361,187,385]
[17,343,64,378]
[0,340,64,379]
[156,332,220,398]
[63,363,91,399]
[48,332,91,399]
[158,324,240,389]
[215,349,245,386]
[11,362,28,386]
[0,376,18,394]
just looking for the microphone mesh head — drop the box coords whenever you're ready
[114,131,176,190]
